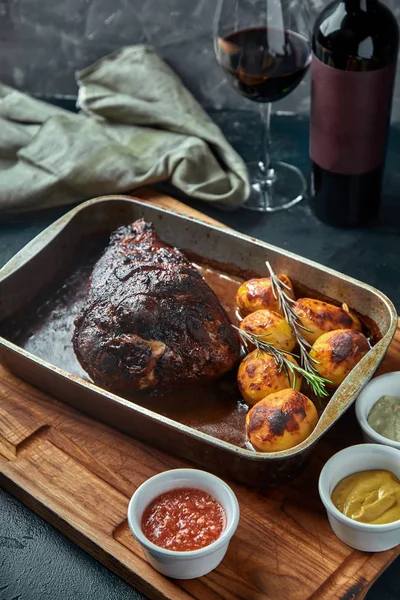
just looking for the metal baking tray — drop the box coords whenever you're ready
[0,196,397,486]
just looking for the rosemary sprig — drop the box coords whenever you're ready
[265,261,331,397]
[235,327,330,398]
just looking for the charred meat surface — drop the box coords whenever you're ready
[73,219,240,393]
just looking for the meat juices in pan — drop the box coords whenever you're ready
[73,219,241,394]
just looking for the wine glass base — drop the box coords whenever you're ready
[244,161,307,213]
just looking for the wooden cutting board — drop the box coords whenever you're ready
[0,188,399,600]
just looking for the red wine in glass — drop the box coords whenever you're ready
[217,27,311,103]
[214,0,312,213]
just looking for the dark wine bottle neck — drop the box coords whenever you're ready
[344,0,379,11]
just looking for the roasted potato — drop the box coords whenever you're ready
[239,309,296,352]
[236,275,295,317]
[237,350,301,406]
[292,298,362,345]
[246,388,318,452]
[309,329,370,388]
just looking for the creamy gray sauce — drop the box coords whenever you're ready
[367,395,400,442]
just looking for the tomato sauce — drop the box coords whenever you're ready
[141,487,226,551]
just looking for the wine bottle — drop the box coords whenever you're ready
[309,0,399,227]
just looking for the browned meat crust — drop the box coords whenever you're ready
[73,219,240,393]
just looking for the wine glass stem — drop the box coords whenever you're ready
[258,103,275,185]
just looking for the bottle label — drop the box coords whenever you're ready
[310,54,396,175]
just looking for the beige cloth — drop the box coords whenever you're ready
[0,45,250,213]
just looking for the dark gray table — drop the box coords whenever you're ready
[1,111,399,599]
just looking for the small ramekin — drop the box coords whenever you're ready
[319,443,400,552]
[127,468,240,579]
[355,371,400,450]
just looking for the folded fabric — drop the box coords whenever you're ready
[0,45,250,214]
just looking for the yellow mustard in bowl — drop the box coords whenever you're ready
[331,470,400,525]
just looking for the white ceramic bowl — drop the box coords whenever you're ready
[319,443,400,552]
[127,468,240,579]
[355,371,400,450]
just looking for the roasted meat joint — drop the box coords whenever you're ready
[73,219,241,393]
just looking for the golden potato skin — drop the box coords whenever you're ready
[309,329,370,388]
[236,275,295,317]
[246,389,318,452]
[239,309,296,352]
[237,350,301,406]
[292,298,362,345]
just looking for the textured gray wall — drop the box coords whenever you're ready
[0,0,399,119]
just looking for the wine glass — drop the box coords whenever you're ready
[214,0,312,212]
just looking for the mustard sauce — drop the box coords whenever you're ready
[331,470,400,525]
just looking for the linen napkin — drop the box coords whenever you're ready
[0,45,250,214]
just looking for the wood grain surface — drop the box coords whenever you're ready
[0,189,399,600]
